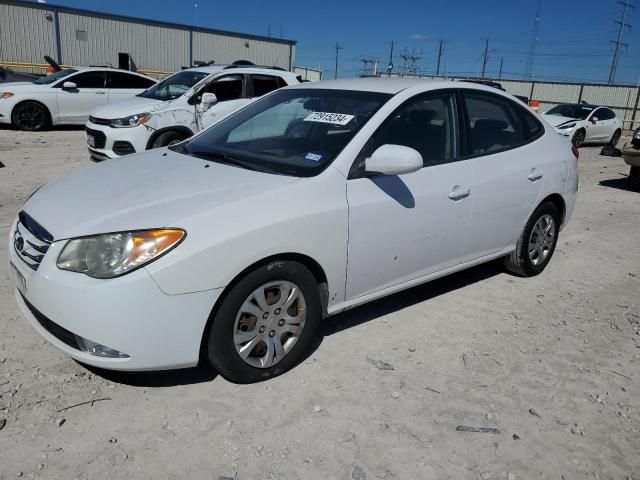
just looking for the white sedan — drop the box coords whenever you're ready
[9,78,578,383]
[0,67,156,131]
[542,103,622,148]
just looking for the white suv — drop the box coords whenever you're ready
[85,65,301,161]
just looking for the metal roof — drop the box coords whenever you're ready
[1,0,297,46]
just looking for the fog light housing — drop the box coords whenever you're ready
[75,336,129,358]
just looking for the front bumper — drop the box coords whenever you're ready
[9,222,221,371]
[84,121,150,162]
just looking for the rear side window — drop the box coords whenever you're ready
[462,91,528,156]
[64,71,106,88]
[108,72,155,89]
[520,108,544,140]
[249,75,283,97]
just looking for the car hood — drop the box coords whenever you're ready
[542,114,580,127]
[90,96,171,119]
[23,149,299,240]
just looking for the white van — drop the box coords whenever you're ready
[85,65,301,161]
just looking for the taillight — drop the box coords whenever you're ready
[571,145,579,160]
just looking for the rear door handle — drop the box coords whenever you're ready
[528,170,543,182]
[448,187,471,201]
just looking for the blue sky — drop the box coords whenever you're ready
[35,0,640,84]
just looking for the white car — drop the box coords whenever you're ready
[0,67,157,131]
[9,78,578,383]
[542,103,622,148]
[84,65,301,161]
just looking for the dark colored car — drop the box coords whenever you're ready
[0,66,38,84]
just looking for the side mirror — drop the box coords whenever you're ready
[201,92,218,110]
[62,81,77,90]
[590,116,598,124]
[365,144,423,176]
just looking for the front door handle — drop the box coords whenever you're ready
[448,187,471,201]
[528,169,543,182]
[95,91,106,95]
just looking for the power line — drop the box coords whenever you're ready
[609,0,634,84]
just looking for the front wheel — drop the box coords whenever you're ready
[609,129,622,147]
[151,130,187,149]
[572,129,586,148]
[206,261,322,383]
[11,101,51,131]
[504,202,561,277]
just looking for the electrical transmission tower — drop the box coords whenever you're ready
[525,0,542,79]
[609,0,634,84]
[400,48,422,75]
[481,39,489,78]
[360,56,380,76]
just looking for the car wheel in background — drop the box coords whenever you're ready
[206,260,322,383]
[629,166,640,191]
[11,101,51,131]
[609,129,622,147]
[151,130,187,149]
[572,129,586,148]
[504,201,561,277]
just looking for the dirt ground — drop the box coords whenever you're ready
[0,126,639,480]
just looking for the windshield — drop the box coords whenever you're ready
[178,88,391,177]
[546,104,594,120]
[32,69,77,85]
[138,70,209,101]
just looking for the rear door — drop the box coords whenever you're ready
[460,90,546,262]
[198,74,249,130]
[107,71,156,104]
[55,71,108,123]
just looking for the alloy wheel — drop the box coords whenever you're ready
[233,280,307,369]
[528,214,555,266]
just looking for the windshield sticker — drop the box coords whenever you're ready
[305,152,323,162]
[303,112,355,126]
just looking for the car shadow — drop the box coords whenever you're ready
[83,260,504,387]
[0,124,85,131]
[599,176,636,192]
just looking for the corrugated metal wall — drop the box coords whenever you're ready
[0,3,56,63]
[0,1,295,75]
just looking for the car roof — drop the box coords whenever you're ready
[65,66,156,79]
[555,103,600,109]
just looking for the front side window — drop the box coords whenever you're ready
[203,75,244,102]
[594,108,615,120]
[63,71,106,89]
[463,92,526,155]
[177,88,391,177]
[33,69,78,85]
[356,93,455,170]
[546,104,594,120]
[138,70,209,101]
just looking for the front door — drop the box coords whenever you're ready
[198,74,251,130]
[56,71,108,123]
[345,92,473,300]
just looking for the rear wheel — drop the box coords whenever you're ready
[11,101,51,131]
[206,260,322,383]
[572,129,586,148]
[504,202,560,277]
[609,129,622,146]
[629,166,640,191]
[151,130,188,149]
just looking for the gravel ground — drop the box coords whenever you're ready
[0,127,639,480]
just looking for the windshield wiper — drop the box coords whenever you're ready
[187,150,273,173]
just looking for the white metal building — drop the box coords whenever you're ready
[0,0,297,75]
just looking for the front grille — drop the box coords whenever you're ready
[85,127,106,148]
[88,116,111,126]
[20,292,81,350]
[13,211,53,271]
[113,141,136,156]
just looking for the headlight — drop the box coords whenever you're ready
[633,129,640,140]
[0,92,14,100]
[110,112,151,128]
[57,229,185,279]
[557,123,576,129]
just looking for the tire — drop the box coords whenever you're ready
[609,129,622,147]
[151,130,187,149]
[629,166,640,191]
[572,129,586,148]
[504,202,561,277]
[11,101,51,131]
[206,260,322,383]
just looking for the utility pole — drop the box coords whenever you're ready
[499,57,504,79]
[609,0,634,84]
[334,43,343,79]
[481,38,489,78]
[525,0,542,79]
[436,40,444,76]
[387,40,394,76]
